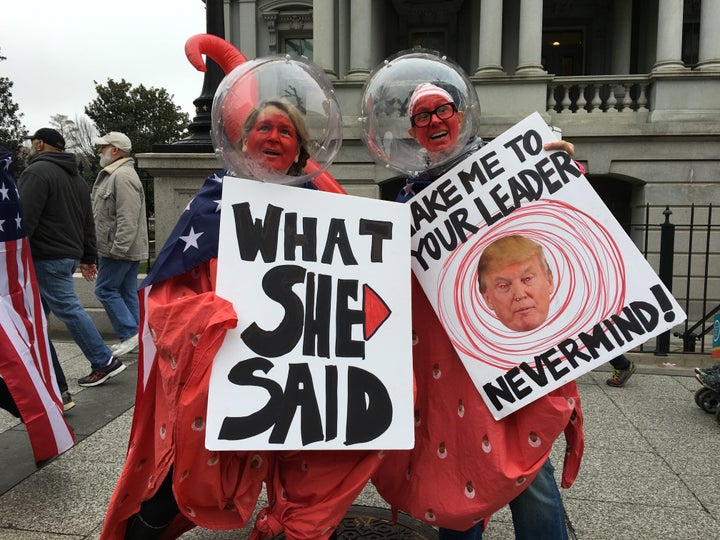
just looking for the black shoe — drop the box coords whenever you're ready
[606,361,637,387]
[61,391,76,412]
[78,357,127,387]
[124,514,172,540]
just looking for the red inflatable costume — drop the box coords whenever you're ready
[371,276,584,531]
[101,35,583,539]
[101,255,382,540]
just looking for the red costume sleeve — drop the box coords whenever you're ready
[102,259,384,540]
[101,260,266,539]
[371,276,584,531]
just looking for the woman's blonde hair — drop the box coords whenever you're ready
[240,98,311,176]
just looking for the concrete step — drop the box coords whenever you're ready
[46,273,146,341]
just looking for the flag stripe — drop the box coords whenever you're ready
[0,149,74,462]
[0,320,72,460]
[22,242,56,388]
[138,285,155,393]
[0,240,73,461]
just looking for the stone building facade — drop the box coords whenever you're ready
[140,0,720,350]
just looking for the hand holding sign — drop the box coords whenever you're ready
[409,113,685,418]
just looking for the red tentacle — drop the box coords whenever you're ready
[184,34,346,195]
[185,33,248,74]
[306,161,347,194]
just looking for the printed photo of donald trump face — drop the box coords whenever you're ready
[477,235,555,332]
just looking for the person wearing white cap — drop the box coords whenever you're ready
[92,132,148,357]
[19,128,126,389]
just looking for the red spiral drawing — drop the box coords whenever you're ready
[436,199,626,369]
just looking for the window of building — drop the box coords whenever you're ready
[282,35,313,59]
[261,4,313,57]
[409,29,447,53]
[541,30,584,76]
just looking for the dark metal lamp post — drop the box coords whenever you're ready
[153,0,225,153]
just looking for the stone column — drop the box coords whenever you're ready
[696,0,720,71]
[475,0,505,76]
[237,0,258,59]
[224,0,238,45]
[516,0,545,75]
[313,0,337,79]
[346,0,372,80]
[337,0,350,78]
[653,0,686,71]
[611,0,633,74]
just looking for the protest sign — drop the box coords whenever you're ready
[206,177,414,450]
[409,112,686,419]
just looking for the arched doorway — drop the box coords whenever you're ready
[587,174,641,234]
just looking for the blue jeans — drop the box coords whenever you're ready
[33,258,112,370]
[49,341,68,394]
[439,459,568,540]
[94,257,140,341]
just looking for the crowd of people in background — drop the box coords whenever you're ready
[0,127,147,434]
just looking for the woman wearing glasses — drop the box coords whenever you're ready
[360,51,584,540]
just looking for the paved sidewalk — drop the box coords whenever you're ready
[0,342,718,539]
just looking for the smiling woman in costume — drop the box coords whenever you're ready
[100,36,380,540]
[360,50,584,540]
[239,98,310,177]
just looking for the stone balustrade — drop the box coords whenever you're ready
[547,75,652,114]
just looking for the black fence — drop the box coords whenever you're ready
[140,201,719,356]
[630,204,719,355]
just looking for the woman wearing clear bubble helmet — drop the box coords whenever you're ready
[102,36,380,540]
[361,51,584,540]
[239,98,310,176]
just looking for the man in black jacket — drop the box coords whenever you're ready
[18,128,126,388]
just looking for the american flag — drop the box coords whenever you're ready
[135,172,328,393]
[0,148,74,463]
[135,172,224,395]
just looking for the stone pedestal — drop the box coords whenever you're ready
[136,152,221,253]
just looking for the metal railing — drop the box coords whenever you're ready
[630,204,719,354]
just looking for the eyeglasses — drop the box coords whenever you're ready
[410,102,457,128]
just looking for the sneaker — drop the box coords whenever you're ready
[78,357,127,387]
[61,391,76,412]
[695,369,720,392]
[606,361,637,387]
[110,334,139,356]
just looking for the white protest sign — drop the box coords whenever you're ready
[409,112,686,420]
[206,177,414,450]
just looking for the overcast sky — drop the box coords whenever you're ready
[3,0,209,134]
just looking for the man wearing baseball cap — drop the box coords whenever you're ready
[23,127,67,151]
[94,131,132,153]
[91,132,148,358]
[18,128,126,389]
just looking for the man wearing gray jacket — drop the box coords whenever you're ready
[19,128,125,389]
[92,132,148,357]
